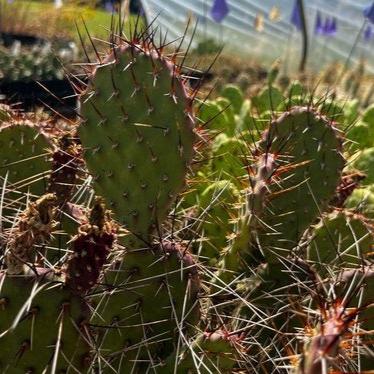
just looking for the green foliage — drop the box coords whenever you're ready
[220,84,244,114]
[89,241,200,372]
[162,330,242,373]
[210,134,247,182]
[198,180,240,262]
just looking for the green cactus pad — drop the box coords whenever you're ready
[345,187,374,218]
[362,103,374,125]
[252,107,345,261]
[79,42,195,240]
[0,122,52,223]
[221,84,244,114]
[347,121,372,151]
[319,100,345,123]
[287,80,305,98]
[198,100,233,135]
[343,99,359,125]
[161,330,243,373]
[307,210,373,270]
[0,270,89,373]
[89,241,200,372]
[210,134,247,183]
[251,86,284,114]
[215,97,236,128]
[199,180,240,262]
[350,147,374,185]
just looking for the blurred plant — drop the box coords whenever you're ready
[0,42,76,82]
[0,0,60,39]
[194,38,222,55]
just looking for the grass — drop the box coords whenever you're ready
[1,0,143,43]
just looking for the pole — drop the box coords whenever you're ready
[298,0,308,72]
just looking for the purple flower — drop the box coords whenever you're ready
[364,2,374,24]
[364,25,373,41]
[210,0,229,23]
[314,11,323,35]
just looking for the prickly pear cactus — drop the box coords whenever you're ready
[78,39,195,240]
[162,330,244,373]
[198,100,234,135]
[0,120,52,223]
[251,86,284,114]
[221,84,244,114]
[307,209,373,271]
[210,134,247,182]
[345,186,374,218]
[350,147,374,185]
[199,180,240,262]
[2,19,374,374]
[74,33,202,372]
[252,107,345,261]
[89,240,200,372]
[0,269,90,373]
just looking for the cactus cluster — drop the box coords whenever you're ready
[0,22,373,374]
[0,42,75,83]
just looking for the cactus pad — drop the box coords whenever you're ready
[307,210,373,270]
[89,240,200,372]
[162,330,243,373]
[252,107,345,260]
[79,41,195,240]
[350,147,374,185]
[0,121,52,223]
[210,134,247,182]
[0,269,89,373]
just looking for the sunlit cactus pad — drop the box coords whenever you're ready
[252,107,345,259]
[79,40,195,240]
